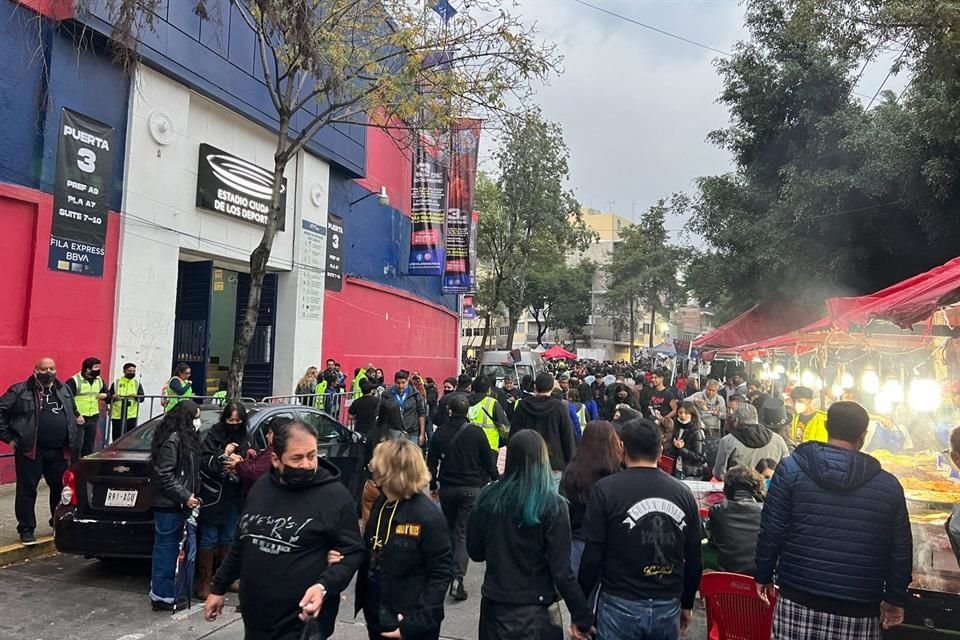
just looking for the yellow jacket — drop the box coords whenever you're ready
[791,410,828,443]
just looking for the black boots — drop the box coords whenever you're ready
[450,577,468,601]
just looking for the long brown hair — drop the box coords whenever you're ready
[562,421,621,503]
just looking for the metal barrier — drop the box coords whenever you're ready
[262,391,351,423]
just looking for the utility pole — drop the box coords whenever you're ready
[629,297,636,360]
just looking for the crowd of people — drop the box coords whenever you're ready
[1,355,945,639]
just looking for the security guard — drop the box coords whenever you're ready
[467,377,510,452]
[165,362,195,411]
[351,363,374,400]
[66,357,106,459]
[789,386,828,443]
[106,362,145,443]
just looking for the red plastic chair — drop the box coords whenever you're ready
[701,572,777,640]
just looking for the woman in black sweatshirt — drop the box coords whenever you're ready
[356,438,452,640]
[203,420,364,640]
[467,430,593,640]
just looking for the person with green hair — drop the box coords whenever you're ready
[466,430,593,640]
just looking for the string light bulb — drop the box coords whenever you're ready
[909,379,941,412]
[862,366,880,395]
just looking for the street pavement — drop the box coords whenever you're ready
[0,481,52,547]
[0,553,709,639]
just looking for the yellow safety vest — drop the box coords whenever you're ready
[165,376,194,412]
[213,390,227,406]
[791,410,828,443]
[73,374,104,417]
[468,396,500,451]
[110,377,140,419]
[351,370,368,400]
[314,380,328,409]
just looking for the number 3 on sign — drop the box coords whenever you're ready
[331,233,340,249]
[77,148,97,173]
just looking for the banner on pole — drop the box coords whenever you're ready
[408,132,446,275]
[48,108,114,277]
[443,119,481,294]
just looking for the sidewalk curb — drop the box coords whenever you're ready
[0,536,56,567]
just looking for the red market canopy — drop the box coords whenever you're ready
[693,300,824,350]
[827,256,960,330]
[542,345,577,360]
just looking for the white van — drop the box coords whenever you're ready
[478,350,546,386]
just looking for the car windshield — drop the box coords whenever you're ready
[479,364,533,382]
[111,407,256,452]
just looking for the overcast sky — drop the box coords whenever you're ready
[478,0,908,239]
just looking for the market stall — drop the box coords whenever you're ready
[718,257,960,636]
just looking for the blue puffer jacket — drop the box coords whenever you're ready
[754,442,912,607]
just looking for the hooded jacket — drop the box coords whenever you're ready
[509,395,576,472]
[0,376,80,459]
[382,385,427,435]
[755,442,913,615]
[603,383,638,420]
[212,459,364,640]
[713,423,789,480]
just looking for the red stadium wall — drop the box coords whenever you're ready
[323,278,459,386]
[0,183,119,482]
[356,121,413,217]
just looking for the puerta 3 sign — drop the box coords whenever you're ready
[49,109,114,277]
[196,143,287,230]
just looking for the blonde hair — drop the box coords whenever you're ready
[370,438,431,499]
[297,367,318,389]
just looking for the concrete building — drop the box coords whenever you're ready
[0,0,460,480]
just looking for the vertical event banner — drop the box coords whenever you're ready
[443,119,482,293]
[325,213,344,292]
[298,220,326,320]
[49,108,114,277]
[409,132,446,275]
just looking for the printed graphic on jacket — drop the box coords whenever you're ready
[238,512,314,555]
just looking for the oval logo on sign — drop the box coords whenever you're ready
[206,154,283,200]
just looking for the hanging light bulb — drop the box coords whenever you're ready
[801,369,817,388]
[875,393,894,415]
[774,364,786,375]
[831,384,844,399]
[909,379,942,412]
[883,377,904,403]
[841,373,855,389]
[862,367,880,395]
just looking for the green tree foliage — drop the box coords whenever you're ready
[602,199,685,348]
[78,0,560,395]
[475,109,594,350]
[682,0,960,320]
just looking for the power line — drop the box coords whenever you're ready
[571,0,731,56]
[571,0,879,102]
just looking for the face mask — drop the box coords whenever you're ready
[35,372,54,385]
[764,478,772,492]
[794,402,808,414]
[677,417,691,425]
[193,418,202,430]
[124,372,136,380]
[86,370,100,380]
[281,466,317,487]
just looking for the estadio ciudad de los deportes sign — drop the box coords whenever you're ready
[196,143,286,230]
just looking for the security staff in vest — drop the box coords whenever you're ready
[65,357,107,459]
[467,376,510,455]
[165,362,195,412]
[105,362,146,443]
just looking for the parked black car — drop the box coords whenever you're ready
[54,403,365,559]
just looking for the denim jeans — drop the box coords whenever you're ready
[198,503,240,550]
[596,593,681,640]
[150,511,191,603]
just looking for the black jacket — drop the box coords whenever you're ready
[603,384,639,420]
[213,461,364,640]
[708,491,763,575]
[151,431,200,510]
[510,396,576,472]
[466,495,592,632]
[198,422,249,523]
[356,493,452,637]
[0,376,80,457]
[426,416,499,490]
[674,425,707,479]
[755,442,913,614]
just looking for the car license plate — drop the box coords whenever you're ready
[104,489,138,508]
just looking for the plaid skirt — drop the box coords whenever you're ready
[774,596,881,640]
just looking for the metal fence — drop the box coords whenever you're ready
[263,391,351,423]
